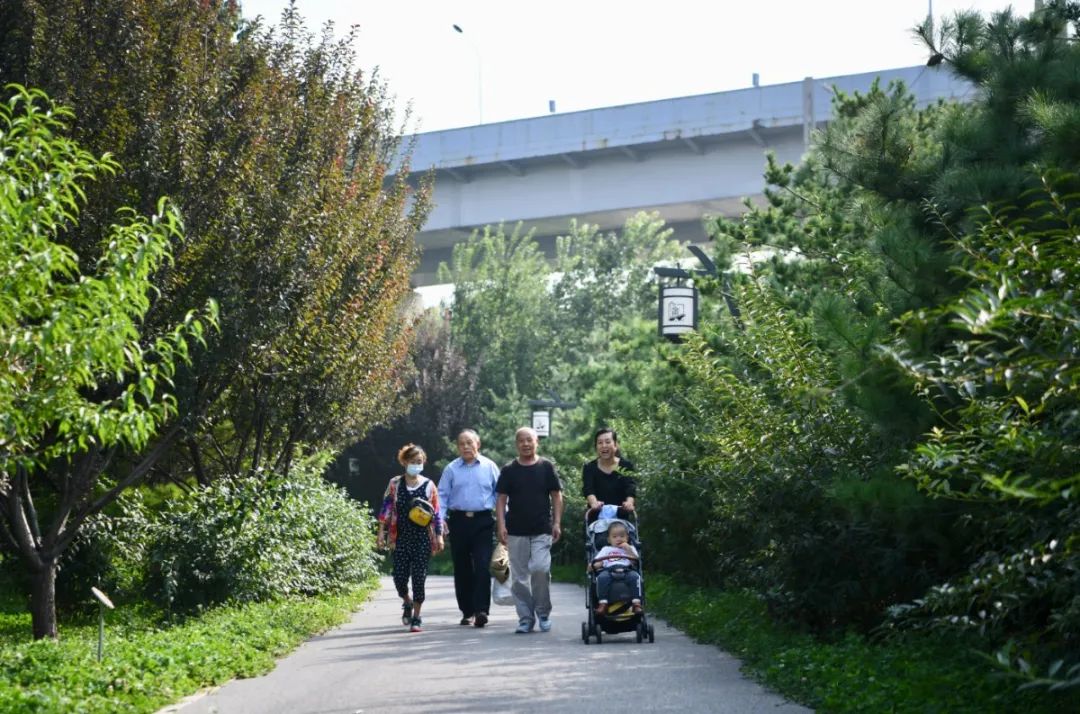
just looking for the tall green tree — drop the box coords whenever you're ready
[0,87,213,639]
[0,0,430,481]
[437,222,555,413]
[0,1,429,637]
[436,213,684,448]
[330,308,481,506]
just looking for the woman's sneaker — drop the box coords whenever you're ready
[402,602,413,626]
[410,617,423,633]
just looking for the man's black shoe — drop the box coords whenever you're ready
[473,612,488,628]
[459,616,473,626]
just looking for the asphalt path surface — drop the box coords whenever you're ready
[169,575,810,714]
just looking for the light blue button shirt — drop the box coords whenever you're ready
[438,453,500,519]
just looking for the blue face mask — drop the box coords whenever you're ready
[406,464,423,476]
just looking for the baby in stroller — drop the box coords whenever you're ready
[590,521,642,615]
[582,516,655,644]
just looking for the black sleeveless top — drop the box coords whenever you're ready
[581,458,636,504]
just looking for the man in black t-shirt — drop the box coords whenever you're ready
[496,427,563,634]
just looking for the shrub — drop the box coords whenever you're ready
[55,494,156,614]
[884,173,1080,688]
[645,574,1080,713]
[146,455,379,613]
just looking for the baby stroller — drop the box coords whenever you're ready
[581,512,655,644]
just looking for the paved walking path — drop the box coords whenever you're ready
[170,575,810,713]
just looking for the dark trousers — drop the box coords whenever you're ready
[448,511,494,616]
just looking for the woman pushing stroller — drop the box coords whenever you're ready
[582,428,636,522]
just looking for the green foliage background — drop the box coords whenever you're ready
[420,1,1080,696]
[0,0,1078,709]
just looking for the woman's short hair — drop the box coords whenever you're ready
[594,427,618,445]
[397,443,426,466]
[595,428,622,457]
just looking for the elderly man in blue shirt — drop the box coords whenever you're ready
[439,429,501,627]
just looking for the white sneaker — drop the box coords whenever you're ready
[537,616,552,632]
[515,619,534,634]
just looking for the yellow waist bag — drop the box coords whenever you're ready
[408,497,435,527]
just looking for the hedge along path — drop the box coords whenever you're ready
[174,575,808,714]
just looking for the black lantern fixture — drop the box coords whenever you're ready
[654,245,715,342]
[653,245,740,341]
[528,389,576,438]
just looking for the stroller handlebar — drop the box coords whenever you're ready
[591,553,639,563]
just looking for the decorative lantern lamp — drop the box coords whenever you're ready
[658,284,698,341]
[531,409,551,437]
[528,390,575,439]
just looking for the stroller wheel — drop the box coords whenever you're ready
[635,623,643,643]
[594,628,602,644]
[581,621,589,644]
[648,624,655,643]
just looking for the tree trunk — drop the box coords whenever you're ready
[189,438,210,487]
[30,559,58,640]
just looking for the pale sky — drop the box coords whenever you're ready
[239,0,1026,133]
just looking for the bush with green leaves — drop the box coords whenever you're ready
[883,172,1080,689]
[622,275,963,630]
[54,493,155,614]
[145,455,379,613]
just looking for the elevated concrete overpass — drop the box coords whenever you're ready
[400,66,975,286]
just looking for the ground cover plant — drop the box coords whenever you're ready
[0,577,378,713]
[645,574,1080,713]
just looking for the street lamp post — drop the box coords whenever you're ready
[452,24,483,124]
[528,389,576,438]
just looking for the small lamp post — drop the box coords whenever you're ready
[528,389,576,438]
[90,586,114,662]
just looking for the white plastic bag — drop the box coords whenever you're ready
[491,576,514,606]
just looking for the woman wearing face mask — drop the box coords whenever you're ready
[377,443,444,632]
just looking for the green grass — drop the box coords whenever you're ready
[639,574,1079,714]
[0,578,379,714]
